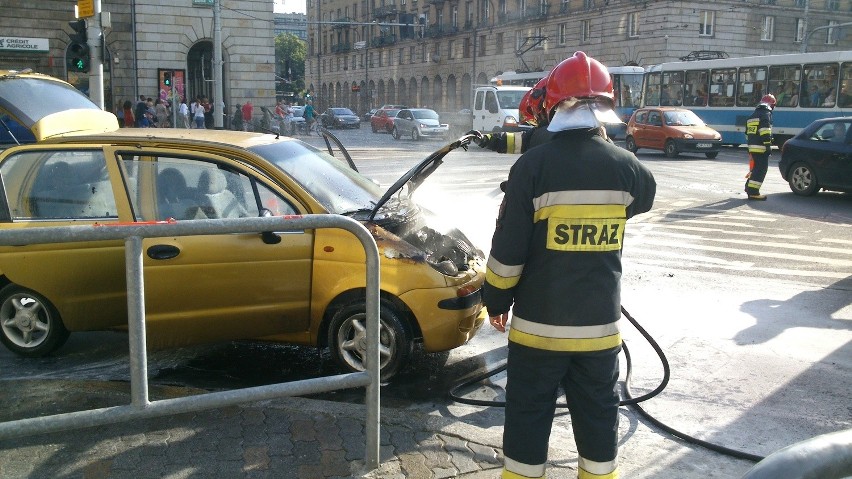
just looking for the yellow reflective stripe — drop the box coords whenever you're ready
[748,145,768,153]
[504,457,546,478]
[759,127,772,136]
[534,190,635,210]
[747,180,763,189]
[486,267,521,289]
[487,256,524,277]
[511,316,620,338]
[510,132,524,154]
[509,329,622,352]
[579,456,619,477]
[534,204,626,222]
[486,257,523,289]
[506,133,516,154]
[579,467,620,479]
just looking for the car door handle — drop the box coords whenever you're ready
[147,244,181,260]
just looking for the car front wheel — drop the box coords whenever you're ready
[328,300,412,381]
[625,136,638,153]
[0,285,69,357]
[392,127,401,140]
[664,140,679,158]
[372,123,378,133]
[705,151,719,159]
[788,162,819,196]
[412,128,420,141]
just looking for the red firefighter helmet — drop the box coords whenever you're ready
[519,76,549,125]
[544,51,614,117]
[760,93,777,109]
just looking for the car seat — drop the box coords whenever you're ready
[157,168,200,220]
[196,169,247,219]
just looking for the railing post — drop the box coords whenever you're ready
[125,235,150,409]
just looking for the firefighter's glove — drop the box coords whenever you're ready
[465,130,490,148]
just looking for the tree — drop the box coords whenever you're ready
[275,33,306,96]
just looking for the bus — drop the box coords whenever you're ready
[643,51,852,144]
[488,65,644,139]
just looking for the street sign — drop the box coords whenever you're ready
[77,0,94,18]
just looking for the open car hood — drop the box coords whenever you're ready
[0,70,119,144]
[368,135,476,221]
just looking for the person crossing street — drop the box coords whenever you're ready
[744,94,776,200]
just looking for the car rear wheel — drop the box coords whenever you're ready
[392,127,401,140]
[625,136,639,153]
[328,300,412,381]
[412,128,420,141]
[705,151,719,159]
[371,123,378,133]
[664,140,679,158]
[0,285,69,357]
[788,162,819,196]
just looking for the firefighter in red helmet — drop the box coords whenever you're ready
[744,94,776,200]
[483,51,656,479]
[470,76,553,154]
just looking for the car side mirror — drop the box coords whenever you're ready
[260,208,281,244]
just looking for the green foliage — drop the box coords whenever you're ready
[275,33,306,95]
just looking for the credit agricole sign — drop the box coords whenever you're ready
[0,37,50,53]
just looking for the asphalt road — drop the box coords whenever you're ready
[1,128,850,478]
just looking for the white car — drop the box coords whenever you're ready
[392,108,449,141]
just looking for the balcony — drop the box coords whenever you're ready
[371,34,398,47]
[331,42,352,53]
[497,11,522,24]
[373,5,398,18]
[425,24,445,37]
[332,16,354,30]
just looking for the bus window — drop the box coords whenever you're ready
[709,68,736,106]
[645,72,661,106]
[769,65,801,107]
[737,66,767,107]
[839,63,852,108]
[660,72,684,106]
[800,63,839,108]
[684,70,709,106]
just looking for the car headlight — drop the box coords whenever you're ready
[683,133,694,139]
[430,259,459,276]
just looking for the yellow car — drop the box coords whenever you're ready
[0,71,486,380]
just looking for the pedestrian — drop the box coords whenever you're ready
[303,100,315,135]
[203,97,214,129]
[232,104,243,131]
[482,51,656,479]
[122,100,135,128]
[154,98,168,127]
[242,100,253,131]
[134,94,146,127]
[179,98,190,128]
[744,94,776,200]
[191,96,206,129]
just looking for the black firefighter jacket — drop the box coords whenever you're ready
[482,128,656,353]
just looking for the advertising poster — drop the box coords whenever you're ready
[158,68,186,104]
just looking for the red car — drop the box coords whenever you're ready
[370,108,401,133]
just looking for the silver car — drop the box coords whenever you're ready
[392,108,449,141]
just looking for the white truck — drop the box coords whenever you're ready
[471,85,531,133]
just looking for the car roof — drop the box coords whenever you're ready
[39,127,296,150]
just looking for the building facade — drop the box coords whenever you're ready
[0,0,276,123]
[305,0,852,115]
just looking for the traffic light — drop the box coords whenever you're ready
[163,71,172,87]
[67,19,90,73]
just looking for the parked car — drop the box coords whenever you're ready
[392,108,450,141]
[370,108,401,133]
[0,71,486,380]
[320,107,361,129]
[625,107,722,158]
[778,116,852,196]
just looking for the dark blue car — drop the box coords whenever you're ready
[779,116,852,196]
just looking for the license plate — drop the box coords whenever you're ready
[697,143,712,148]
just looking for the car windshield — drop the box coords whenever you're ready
[249,141,382,214]
[0,75,100,127]
[412,109,439,120]
[332,108,355,116]
[664,110,705,127]
[495,90,527,109]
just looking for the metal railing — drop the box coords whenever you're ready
[0,215,382,470]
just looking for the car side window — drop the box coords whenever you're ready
[635,111,648,124]
[120,155,296,221]
[648,112,662,126]
[0,149,117,220]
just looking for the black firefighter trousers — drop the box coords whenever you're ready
[504,342,620,477]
